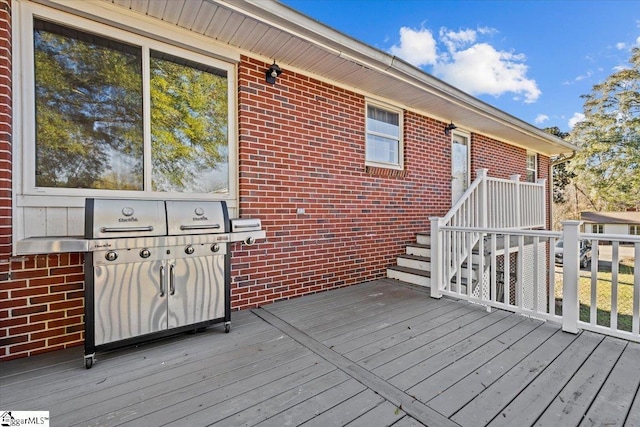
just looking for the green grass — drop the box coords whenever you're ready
[555,259,637,332]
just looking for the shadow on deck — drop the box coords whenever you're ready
[2,279,639,426]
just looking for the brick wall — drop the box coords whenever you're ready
[471,133,529,179]
[0,1,86,362]
[1,254,85,360]
[229,56,540,310]
[0,47,552,360]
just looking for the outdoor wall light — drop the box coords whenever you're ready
[444,122,457,135]
[266,61,282,84]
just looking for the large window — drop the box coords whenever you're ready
[365,102,403,169]
[26,13,235,197]
[630,225,640,235]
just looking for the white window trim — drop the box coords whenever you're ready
[364,99,404,170]
[12,1,241,245]
[630,225,640,235]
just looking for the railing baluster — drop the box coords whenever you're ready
[549,237,556,316]
[590,240,598,325]
[611,241,619,330]
[517,234,524,309]
[491,234,497,303]
[533,235,539,313]
[504,234,511,306]
[634,242,640,335]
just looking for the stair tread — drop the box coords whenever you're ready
[406,243,430,249]
[387,265,431,278]
[397,254,431,262]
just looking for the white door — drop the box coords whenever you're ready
[451,133,469,204]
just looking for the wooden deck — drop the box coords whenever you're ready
[2,279,640,426]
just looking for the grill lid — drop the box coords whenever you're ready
[84,199,167,239]
[165,200,229,235]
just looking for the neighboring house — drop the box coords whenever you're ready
[581,211,640,236]
[0,0,576,361]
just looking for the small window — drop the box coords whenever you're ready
[630,225,640,235]
[592,224,604,233]
[365,102,403,169]
[526,152,537,183]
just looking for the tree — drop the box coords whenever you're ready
[544,127,575,204]
[34,19,229,193]
[568,47,640,211]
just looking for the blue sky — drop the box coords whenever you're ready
[281,0,640,133]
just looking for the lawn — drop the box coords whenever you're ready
[555,258,637,332]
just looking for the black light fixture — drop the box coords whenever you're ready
[265,61,282,84]
[444,121,457,135]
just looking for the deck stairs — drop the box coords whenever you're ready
[387,233,483,293]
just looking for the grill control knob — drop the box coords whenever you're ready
[211,243,220,253]
[105,251,118,262]
[184,245,195,255]
[140,249,151,259]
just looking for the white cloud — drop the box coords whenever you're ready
[433,43,541,103]
[613,64,630,72]
[636,36,640,46]
[389,27,438,67]
[568,112,585,128]
[440,28,477,53]
[477,26,498,36]
[388,25,541,104]
[616,42,627,50]
[535,114,549,124]
[563,70,593,85]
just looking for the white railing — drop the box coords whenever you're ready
[430,220,640,343]
[486,175,546,228]
[431,169,546,299]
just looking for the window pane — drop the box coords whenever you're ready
[34,19,144,190]
[150,51,229,193]
[367,105,399,137]
[366,134,399,164]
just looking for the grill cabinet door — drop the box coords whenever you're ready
[167,255,226,329]
[93,259,166,345]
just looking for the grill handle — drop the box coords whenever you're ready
[169,264,176,296]
[179,224,221,230]
[100,226,155,233]
[233,223,261,229]
[159,265,165,297]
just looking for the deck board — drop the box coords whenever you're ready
[427,322,561,417]
[578,341,640,427]
[1,279,638,426]
[451,330,600,427]
[532,336,628,427]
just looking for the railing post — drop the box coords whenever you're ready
[510,174,521,228]
[536,178,547,228]
[561,220,582,334]
[477,169,489,228]
[430,217,444,299]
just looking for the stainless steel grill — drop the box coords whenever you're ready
[83,198,263,369]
